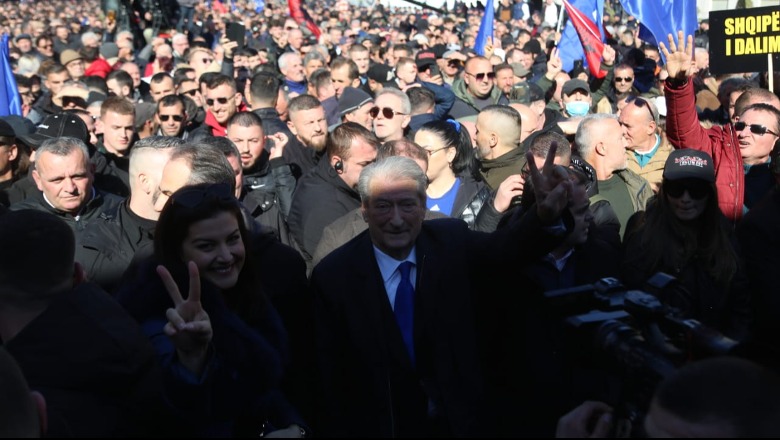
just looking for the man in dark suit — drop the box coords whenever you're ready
[310,148,575,437]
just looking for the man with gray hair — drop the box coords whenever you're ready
[279,52,307,96]
[372,88,412,143]
[575,113,652,237]
[76,136,184,293]
[311,149,577,437]
[10,137,121,236]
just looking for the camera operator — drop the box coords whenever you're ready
[556,356,780,437]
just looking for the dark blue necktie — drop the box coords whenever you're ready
[394,261,416,366]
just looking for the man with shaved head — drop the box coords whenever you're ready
[509,102,541,144]
[475,105,526,189]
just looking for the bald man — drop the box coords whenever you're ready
[510,102,541,143]
[475,105,526,189]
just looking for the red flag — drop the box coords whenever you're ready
[288,0,321,38]
[562,0,606,79]
[213,0,229,14]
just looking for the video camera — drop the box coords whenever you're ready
[544,274,738,435]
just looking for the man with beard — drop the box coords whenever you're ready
[286,94,329,176]
[287,122,378,264]
[226,112,295,242]
[154,95,189,139]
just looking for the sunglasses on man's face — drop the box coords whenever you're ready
[369,106,407,119]
[159,114,184,122]
[615,76,633,83]
[201,58,214,64]
[664,179,710,200]
[180,89,198,97]
[734,121,779,137]
[206,97,230,107]
[466,71,496,81]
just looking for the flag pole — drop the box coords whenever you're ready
[769,54,774,94]
[556,0,567,34]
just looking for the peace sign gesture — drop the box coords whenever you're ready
[526,142,572,224]
[157,261,213,375]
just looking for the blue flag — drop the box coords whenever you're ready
[620,0,697,63]
[557,0,605,74]
[255,0,264,13]
[474,0,494,57]
[0,34,21,117]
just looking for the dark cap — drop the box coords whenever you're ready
[510,82,545,104]
[18,113,90,149]
[0,115,35,138]
[415,49,437,69]
[562,79,590,96]
[14,33,32,43]
[663,149,715,182]
[135,102,157,128]
[0,119,16,137]
[337,87,373,117]
[367,63,394,83]
[522,39,542,56]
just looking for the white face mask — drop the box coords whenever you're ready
[565,101,590,117]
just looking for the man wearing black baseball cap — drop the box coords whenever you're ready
[335,87,374,131]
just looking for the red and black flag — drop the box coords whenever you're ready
[562,0,606,79]
[288,0,321,38]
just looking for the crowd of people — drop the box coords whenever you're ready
[2,0,780,437]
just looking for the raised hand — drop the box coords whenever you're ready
[268,132,289,159]
[546,47,563,80]
[601,44,616,67]
[526,142,572,224]
[659,30,695,80]
[484,36,495,59]
[158,261,212,375]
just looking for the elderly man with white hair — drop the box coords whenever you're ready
[278,52,307,96]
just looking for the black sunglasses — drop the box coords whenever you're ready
[615,76,634,82]
[466,71,496,81]
[369,106,407,119]
[627,95,657,122]
[205,97,230,106]
[170,183,236,208]
[664,179,710,200]
[734,121,778,136]
[180,89,198,96]
[159,114,184,122]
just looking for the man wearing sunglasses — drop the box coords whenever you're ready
[663,31,780,222]
[190,75,246,138]
[372,88,412,143]
[155,95,189,139]
[450,56,509,118]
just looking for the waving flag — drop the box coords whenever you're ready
[620,0,697,64]
[255,0,265,13]
[288,0,321,38]
[474,0,494,57]
[557,0,605,76]
[0,35,21,117]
